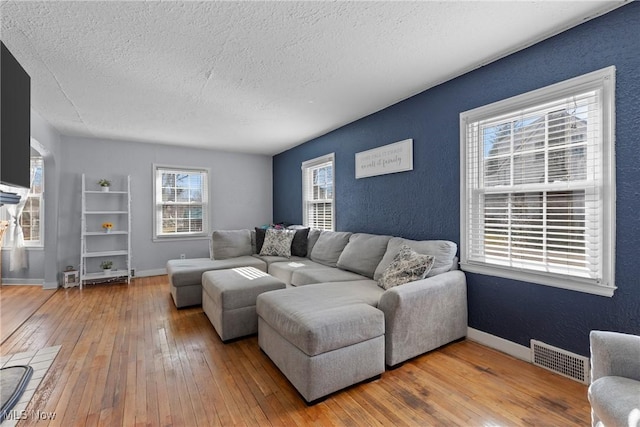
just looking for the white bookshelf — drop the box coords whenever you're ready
[80,174,131,288]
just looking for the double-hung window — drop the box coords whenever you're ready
[20,156,44,246]
[153,165,209,239]
[302,154,335,231]
[1,155,44,248]
[460,66,616,296]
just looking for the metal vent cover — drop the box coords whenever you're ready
[531,340,590,384]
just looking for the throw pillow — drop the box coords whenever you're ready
[378,245,434,290]
[259,229,296,258]
[255,227,267,253]
[290,228,310,257]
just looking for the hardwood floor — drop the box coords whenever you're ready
[0,284,57,344]
[0,275,590,426]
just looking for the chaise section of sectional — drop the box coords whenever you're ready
[256,281,386,403]
[167,256,267,308]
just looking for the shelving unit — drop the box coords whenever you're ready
[80,174,131,288]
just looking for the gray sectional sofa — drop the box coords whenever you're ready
[167,227,467,402]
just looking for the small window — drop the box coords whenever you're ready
[302,154,335,231]
[460,66,615,296]
[1,155,44,247]
[153,165,209,239]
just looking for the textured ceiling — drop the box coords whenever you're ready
[0,1,626,155]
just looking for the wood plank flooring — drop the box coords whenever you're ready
[0,284,57,344]
[0,275,591,426]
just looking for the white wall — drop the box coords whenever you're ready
[1,110,61,287]
[57,136,272,276]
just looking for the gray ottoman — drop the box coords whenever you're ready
[202,267,285,342]
[257,287,385,404]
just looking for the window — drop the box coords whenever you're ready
[1,155,44,247]
[302,154,335,231]
[153,165,209,239]
[460,66,615,296]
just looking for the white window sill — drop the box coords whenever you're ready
[460,262,615,297]
[152,235,209,243]
[2,245,44,251]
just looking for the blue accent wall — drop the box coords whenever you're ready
[273,3,640,356]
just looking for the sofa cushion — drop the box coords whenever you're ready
[377,245,434,290]
[268,259,327,286]
[260,229,296,257]
[291,266,369,287]
[374,238,457,280]
[309,231,352,267]
[211,230,253,260]
[307,228,321,255]
[588,376,640,427]
[337,233,391,278]
[253,254,308,268]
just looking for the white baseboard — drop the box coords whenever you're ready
[467,327,531,362]
[135,268,167,278]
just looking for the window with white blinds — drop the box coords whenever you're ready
[302,154,335,231]
[460,66,616,296]
[153,165,209,239]
[0,155,44,247]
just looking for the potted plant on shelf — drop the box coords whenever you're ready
[98,178,111,192]
[102,222,113,233]
[100,260,113,274]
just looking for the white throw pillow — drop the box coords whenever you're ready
[378,245,434,290]
[259,229,296,258]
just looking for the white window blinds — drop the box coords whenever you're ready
[153,165,209,239]
[302,154,335,231]
[460,66,616,296]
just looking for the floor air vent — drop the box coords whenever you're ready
[530,340,590,384]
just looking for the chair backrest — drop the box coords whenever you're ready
[590,330,640,382]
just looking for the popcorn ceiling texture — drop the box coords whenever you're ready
[0,1,622,154]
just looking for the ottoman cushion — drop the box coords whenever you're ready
[257,281,384,356]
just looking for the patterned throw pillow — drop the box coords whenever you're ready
[259,229,296,258]
[378,244,434,290]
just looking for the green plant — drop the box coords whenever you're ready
[98,178,111,187]
[100,260,113,269]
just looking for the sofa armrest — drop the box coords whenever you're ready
[378,270,467,367]
[590,330,640,382]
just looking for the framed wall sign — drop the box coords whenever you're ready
[355,139,413,179]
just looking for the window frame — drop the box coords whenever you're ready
[1,154,44,249]
[459,66,616,297]
[21,156,44,247]
[301,153,335,231]
[152,164,210,241]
